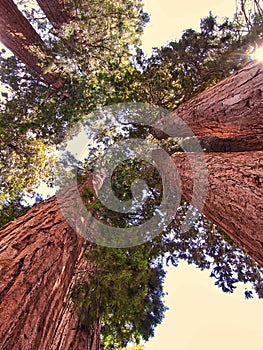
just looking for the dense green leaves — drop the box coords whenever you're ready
[71,244,167,348]
[0,111,55,208]
[0,0,148,209]
[113,11,262,109]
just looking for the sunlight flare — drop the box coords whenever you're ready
[254,46,263,62]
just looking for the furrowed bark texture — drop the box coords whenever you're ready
[0,177,100,350]
[172,151,263,266]
[154,60,263,151]
[0,0,62,87]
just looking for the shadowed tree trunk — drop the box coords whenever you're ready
[0,178,101,350]
[153,60,263,152]
[36,0,71,29]
[0,0,62,87]
[172,150,263,266]
[35,0,90,55]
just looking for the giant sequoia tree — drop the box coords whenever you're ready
[0,1,263,349]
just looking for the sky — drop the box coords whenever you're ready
[140,1,263,349]
[143,263,263,350]
[141,0,236,55]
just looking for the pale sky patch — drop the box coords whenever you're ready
[141,0,236,55]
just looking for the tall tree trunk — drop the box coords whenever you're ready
[0,178,100,349]
[36,0,71,29]
[0,0,62,87]
[35,0,88,55]
[153,60,263,152]
[172,150,263,266]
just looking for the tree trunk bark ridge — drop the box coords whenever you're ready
[172,150,263,266]
[0,177,100,349]
[153,60,263,151]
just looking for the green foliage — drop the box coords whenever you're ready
[71,244,167,348]
[52,0,149,71]
[115,11,263,109]
[0,0,148,215]
[81,186,101,210]
[234,0,263,32]
[0,122,55,208]
[0,0,149,145]
[162,204,263,299]
[97,159,162,228]
[0,197,29,228]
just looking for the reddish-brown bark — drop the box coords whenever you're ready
[172,150,263,266]
[0,0,62,87]
[153,60,263,151]
[0,177,100,349]
[36,0,71,29]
